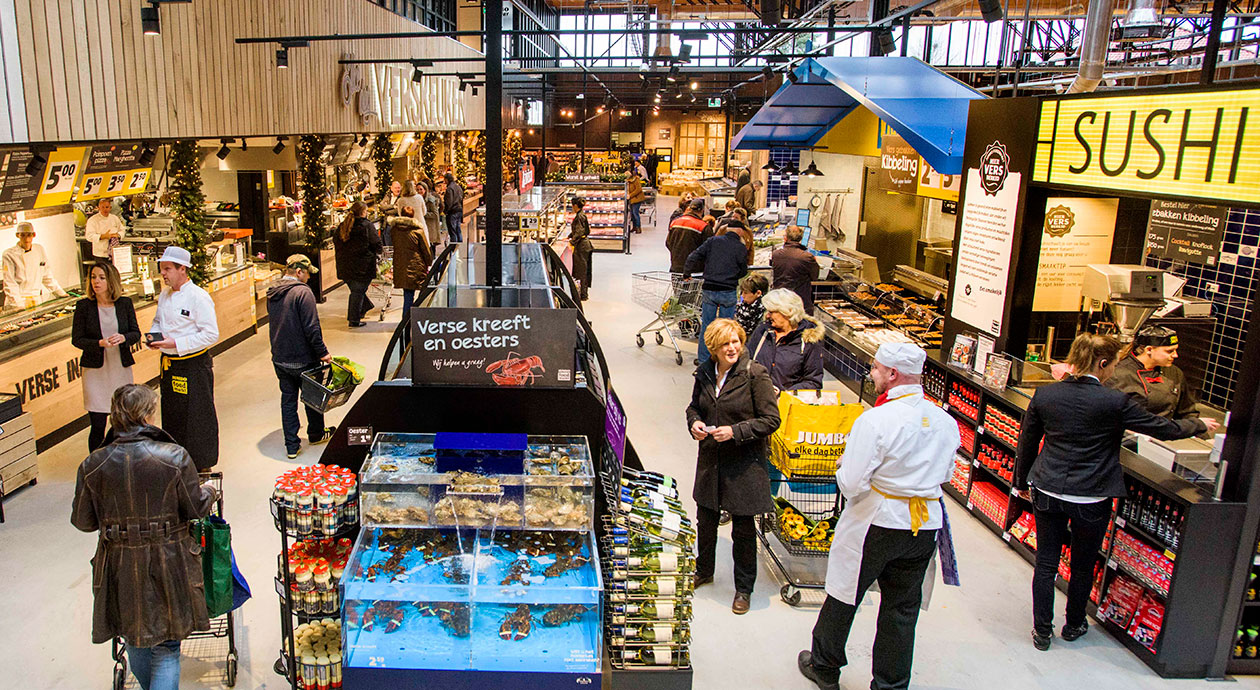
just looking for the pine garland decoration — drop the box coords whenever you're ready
[470,131,486,186]
[504,130,523,190]
[453,133,469,183]
[167,140,211,286]
[372,134,393,201]
[297,135,329,247]
[420,132,438,182]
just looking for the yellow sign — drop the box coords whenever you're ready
[34,146,87,208]
[815,107,884,157]
[1033,89,1260,204]
[77,169,151,202]
[917,160,961,202]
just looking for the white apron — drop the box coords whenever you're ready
[824,486,940,609]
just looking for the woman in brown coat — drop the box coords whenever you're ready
[72,384,217,690]
[390,205,433,319]
[686,318,781,614]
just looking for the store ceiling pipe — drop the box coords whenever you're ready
[1067,0,1115,94]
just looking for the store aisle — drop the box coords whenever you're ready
[0,196,1256,689]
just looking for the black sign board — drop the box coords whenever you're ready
[411,307,578,388]
[564,174,600,183]
[1147,200,1228,264]
[878,131,919,194]
[346,426,374,446]
[85,143,143,173]
[0,151,44,212]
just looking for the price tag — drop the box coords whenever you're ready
[1253,555,1260,567]
[972,460,979,467]
[1108,559,1118,570]
[1115,516,1126,528]
[977,425,985,435]
[274,577,287,598]
[966,502,974,510]
[1164,549,1176,562]
[1002,532,1012,542]
[346,426,373,446]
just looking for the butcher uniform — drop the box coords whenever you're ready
[151,277,220,470]
[807,345,959,690]
[2,243,66,308]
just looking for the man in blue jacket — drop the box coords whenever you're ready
[268,255,334,458]
[684,223,749,364]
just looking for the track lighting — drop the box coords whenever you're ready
[979,0,1004,22]
[138,142,157,167]
[276,47,288,69]
[690,81,699,90]
[575,93,585,100]
[877,29,896,56]
[762,66,775,80]
[141,4,159,35]
[786,69,799,84]
[25,148,45,176]
[273,137,287,155]
[358,134,368,147]
[216,138,233,161]
[459,81,467,92]
[412,67,424,83]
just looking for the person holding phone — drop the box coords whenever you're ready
[71,261,141,451]
[685,318,780,615]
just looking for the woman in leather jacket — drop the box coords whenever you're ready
[72,384,217,690]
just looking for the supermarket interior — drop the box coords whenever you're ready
[3,1,1260,689]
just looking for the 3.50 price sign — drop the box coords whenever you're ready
[33,146,87,208]
[75,144,152,202]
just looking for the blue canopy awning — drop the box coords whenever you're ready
[731,57,985,175]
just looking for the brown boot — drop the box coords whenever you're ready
[732,592,750,614]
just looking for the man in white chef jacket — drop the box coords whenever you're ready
[798,343,959,690]
[147,246,220,470]
[2,222,68,308]
[84,197,125,260]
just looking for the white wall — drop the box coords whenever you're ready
[795,152,871,250]
[922,199,957,243]
[1,211,83,292]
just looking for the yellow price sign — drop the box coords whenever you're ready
[34,146,87,208]
[1033,88,1260,204]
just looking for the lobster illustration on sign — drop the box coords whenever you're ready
[486,352,545,386]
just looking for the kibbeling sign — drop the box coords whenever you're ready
[410,308,578,388]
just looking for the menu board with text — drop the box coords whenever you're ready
[950,166,1020,337]
[77,144,153,202]
[1033,198,1118,311]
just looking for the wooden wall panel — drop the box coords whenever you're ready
[8,0,487,144]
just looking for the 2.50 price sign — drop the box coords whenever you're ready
[75,144,151,202]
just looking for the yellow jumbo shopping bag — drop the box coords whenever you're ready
[771,391,864,477]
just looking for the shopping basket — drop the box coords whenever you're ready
[631,271,704,366]
[300,361,359,413]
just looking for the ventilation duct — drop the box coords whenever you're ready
[1067,0,1114,93]
[1117,0,1167,40]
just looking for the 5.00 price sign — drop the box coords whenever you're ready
[34,146,87,208]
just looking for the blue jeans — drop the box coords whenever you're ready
[697,288,737,364]
[275,363,326,454]
[629,201,642,231]
[446,212,464,242]
[127,640,181,690]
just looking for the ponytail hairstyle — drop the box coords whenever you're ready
[338,201,367,241]
[1065,333,1122,377]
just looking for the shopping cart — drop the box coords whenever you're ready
[631,271,703,366]
[757,435,842,606]
[368,246,395,321]
[111,472,238,688]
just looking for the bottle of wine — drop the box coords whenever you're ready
[610,623,691,644]
[626,552,694,573]
[621,488,685,512]
[621,478,680,500]
[622,467,678,489]
[1170,509,1182,549]
[608,541,686,559]
[612,600,692,619]
[614,513,695,542]
[621,646,691,666]
[610,575,694,596]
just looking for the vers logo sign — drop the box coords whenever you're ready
[1032,89,1260,205]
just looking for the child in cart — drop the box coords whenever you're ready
[735,273,769,337]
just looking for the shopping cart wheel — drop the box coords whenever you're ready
[781,584,802,606]
[113,662,127,690]
[655,332,663,345]
[636,334,644,348]
[675,352,684,366]
[274,657,288,677]
[226,653,238,687]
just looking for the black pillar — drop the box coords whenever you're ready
[1201,0,1228,84]
[486,0,503,286]
[540,74,547,182]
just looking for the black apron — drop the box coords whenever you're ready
[161,350,219,470]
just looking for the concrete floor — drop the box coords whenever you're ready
[2,194,1255,689]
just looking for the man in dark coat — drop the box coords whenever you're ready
[73,383,217,687]
[569,197,594,301]
[666,199,712,273]
[772,224,822,314]
[268,254,334,458]
[443,171,465,243]
[685,226,749,364]
[685,320,781,613]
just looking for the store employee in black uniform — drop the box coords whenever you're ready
[148,246,220,470]
[1106,326,1201,423]
[1015,334,1217,652]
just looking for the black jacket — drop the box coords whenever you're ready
[685,353,780,514]
[72,424,215,648]
[683,232,748,292]
[334,216,382,282]
[1106,355,1200,422]
[771,241,822,314]
[71,296,142,368]
[747,319,825,391]
[1015,376,1207,497]
[666,213,712,274]
[444,181,465,215]
[267,278,329,365]
[569,210,593,253]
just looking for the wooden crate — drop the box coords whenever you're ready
[0,412,37,496]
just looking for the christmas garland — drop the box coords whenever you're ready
[453,132,469,183]
[470,131,486,186]
[167,140,211,286]
[420,132,438,183]
[297,135,329,247]
[504,130,523,190]
[372,134,393,202]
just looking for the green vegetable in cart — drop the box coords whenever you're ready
[330,356,365,389]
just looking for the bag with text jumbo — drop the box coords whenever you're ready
[770,391,864,477]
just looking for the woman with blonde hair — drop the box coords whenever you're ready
[71,260,141,450]
[746,288,824,391]
[334,201,382,327]
[685,318,781,614]
[1015,333,1217,651]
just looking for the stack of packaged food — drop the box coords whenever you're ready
[286,619,344,689]
[272,465,359,536]
[603,466,695,668]
[281,537,355,616]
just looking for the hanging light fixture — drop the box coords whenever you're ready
[138,142,157,166]
[273,137,287,154]
[216,138,233,161]
[779,160,799,175]
[141,3,160,35]
[761,160,779,172]
[276,47,289,69]
[803,160,824,177]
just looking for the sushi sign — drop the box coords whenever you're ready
[410,308,578,388]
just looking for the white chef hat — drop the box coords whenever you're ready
[158,246,192,267]
[875,342,926,375]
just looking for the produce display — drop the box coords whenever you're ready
[604,466,695,669]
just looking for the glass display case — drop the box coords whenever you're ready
[359,433,595,531]
[342,526,603,679]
